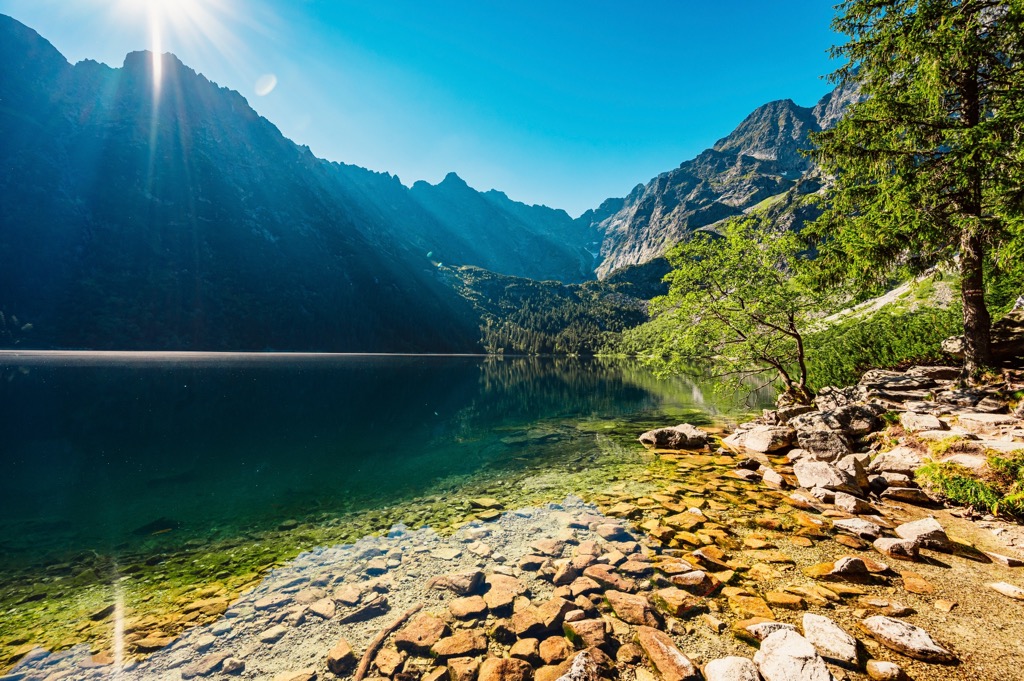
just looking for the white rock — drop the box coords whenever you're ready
[867,447,924,475]
[865,659,902,680]
[753,629,837,681]
[703,656,760,681]
[987,581,1024,600]
[833,491,874,515]
[793,460,860,495]
[734,425,796,453]
[858,616,956,663]
[894,517,951,551]
[832,517,883,541]
[802,613,858,667]
[899,412,945,432]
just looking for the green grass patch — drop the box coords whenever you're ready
[917,452,1024,517]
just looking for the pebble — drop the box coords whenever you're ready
[865,659,903,680]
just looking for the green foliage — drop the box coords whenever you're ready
[918,452,1024,517]
[803,306,962,389]
[621,219,829,403]
[811,0,1024,370]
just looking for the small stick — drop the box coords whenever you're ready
[353,603,424,681]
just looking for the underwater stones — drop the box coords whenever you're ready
[432,630,488,659]
[583,564,634,592]
[260,624,288,644]
[334,584,362,605]
[470,498,502,510]
[449,657,482,681]
[254,592,291,611]
[450,596,488,619]
[429,570,486,596]
[635,626,700,681]
[513,607,547,638]
[753,629,836,681]
[340,593,390,623]
[539,636,574,664]
[793,461,860,495]
[893,518,951,551]
[374,647,405,676]
[650,587,703,618]
[433,547,463,561]
[327,638,357,675]
[639,424,708,449]
[511,638,542,664]
[272,670,316,681]
[308,597,336,620]
[670,570,719,597]
[181,652,232,679]
[859,616,957,663]
[532,538,568,557]
[604,590,660,627]
[595,524,631,541]
[802,614,858,667]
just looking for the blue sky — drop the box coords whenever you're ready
[0,0,842,216]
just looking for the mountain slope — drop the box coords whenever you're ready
[0,15,482,351]
[584,88,854,278]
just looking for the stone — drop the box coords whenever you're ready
[802,614,858,667]
[478,657,531,681]
[727,594,775,620]
[327,637,357,674]
[765,592,804,610]
[181,653,232,679]
[880,487,933,505]
[867,448,924,476]
[554,650,601,681]
[563,619,608,650]
[334,584,362,605]
[893,517,951,551]
[374,648,405,676]
[732,425,796,453]
[832,518,883,541]
[308,597,336,620]
[569,577,601,597]
[260,624,288,644]
[583,564,635,592]
[595,524,630,542]
[650,587,703,618]
[605,590,660,627]
[900,412,945,432]
[539,637,574,664]
[425,668,451,681]
[983,551,1024,567]
[512,608,546,638]
[865,660,903,681]
[957,412,1019,434]
[616,643,643,664]
[449,657,481,681]
[428,570,486,596]
[796,428,852,462]
[873,538,919,561]
[635,626,700,681]
[856,597,914,617]
[987,581,1024,600]
[272,671,316,681]
[222,658,245,675]
[833,491,873,515]
[511,637,541,663]
[471,497,502,509]
[834,455,871,492]
[431,630,488,659]
[859,616,957,663]
[396,613,449,654]
[752,629,836,681]
[900,571,935,594]
[639,424,708,449]
[538,597,576,630]
[702,657,760,681]
[450,596,488,619]
[793,461,860,494]
[339,593,390,623]
[670,570,719,597]
[737,619,797,643]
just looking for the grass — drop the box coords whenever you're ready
[917,452,1024,517]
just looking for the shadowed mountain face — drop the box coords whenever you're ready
[581,88,856,278]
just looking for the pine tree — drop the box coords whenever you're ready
[812,0,1024,373]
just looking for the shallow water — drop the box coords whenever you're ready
[0,353,766,567]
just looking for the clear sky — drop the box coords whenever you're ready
[0,0,842,216]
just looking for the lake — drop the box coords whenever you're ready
[0,352,769,656]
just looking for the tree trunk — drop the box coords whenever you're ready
[960,229,992,374]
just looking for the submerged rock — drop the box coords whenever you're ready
[639,424,709,449]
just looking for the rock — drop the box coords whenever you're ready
[640,424,708,449]
[833,491,874,515]
[635,626,700,681]
[793,461,860,494]
[181,653,232,679]
[511,638,541,664]
[471,498,502,509]
[539,637,574,664]
[424,668,451,681]
[449,657,482,681]
[431,630,488,659]
[868,448,924,476]
[865,659,904,680]
[396,613,449,654]
[833,455,870,492]
[802,614,858,667]
[339,594,390,623]
[761,467,787,489]
[765,592,805,610]
[752,629,836,681]
[893,518,951,551]
[334,584,363,605]
[737,619,798,643]
[595,524,631,541]
[983,551,1024,567]
[900,412,945,432]
[478,657,532,681]
[831,403,885,436]
[880,487,934,505]
[832,518,883,541]
[796,428,852,462]
[308,597,336,620]
[702,657,760,681]
[260,624,288,644]
[450,596,488,619]
[374,647,405,676]
[605,590,660,627]
[731,425,796,453]
[670,570,719,597]
[873,538,919,561]
[273,671,316,681]
[957,412,1019,435]
[429,570,486,596]
[650,587,703,617]
[987,581,1024,600]
[859,616,957,663]
[554,651,600,681]
[583,564,634,592]
[857,597,914,617]
[222,658,245,675]
[563,619,609,650]
[327,638,357,675]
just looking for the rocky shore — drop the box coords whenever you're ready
[7,366,1024,681]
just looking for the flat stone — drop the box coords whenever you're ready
[802,613,858,667]
[857,597,914,617]
[900,412,945,432]
[254,593,291,611]
[793,461,860,494]
[868,447,924,475]
[478,657,531,681]
[307,597,336,620]
[727,594,775,620]
[272,671,316,681]
[583,564,635,592]
[881,487,934,504]
[327,638,356,675]
[859,616,957,663]
[539,637,574,664]
[433,547,463,560]
[987,581,1024,600]
[221,658,245,675]
[873,538,919,561]
[650,587,703,618]
[428,570,486,596]
[702,657,760,681]
[334,584,362,605]
[449,657,482,681]
[260,624,288,644]
[894,517,951,551]
[765,592,804,610]
[833,491,874,515]
[470,497,502,509]
[604,590,659,626]
[396,613,449,653]
[736,619,797,643]
[635,626,700,681]
[374,647,404,676]
[832,518,883,541]
[450,596,488,619]
[431,630,488,659]
[957,412,1019,434]
[670,570,719,597]
[752,629,836,681]
[865,659,903,680]
[640,424,709,449]
[181,652,232,679]
[563,619,608,649]
[900,571,935,594]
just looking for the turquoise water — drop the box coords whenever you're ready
[0,353,769,568]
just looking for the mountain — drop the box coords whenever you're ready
[583,87,856,277]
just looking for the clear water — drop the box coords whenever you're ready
[0,353,769,569]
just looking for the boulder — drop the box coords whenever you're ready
[834,454,870,492]
[796,429,852,462]
[833,491,873,515]
[639,424,708,449]
[793,461,861,495]
[893,518,951,551]
[868,447,925,476]
[635,626,700,681]
[702,657,760,681]
[752,629,837,681]
[431,630,488,659]
[858,616,957,663]
[802,614,858,667]
[831,403,885,437]
[553,651,600,681]
[604,590,659,627]
[872,538,919,561]
[730,425,795,453]
[900,412,945,433]
[880,487,934,505]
